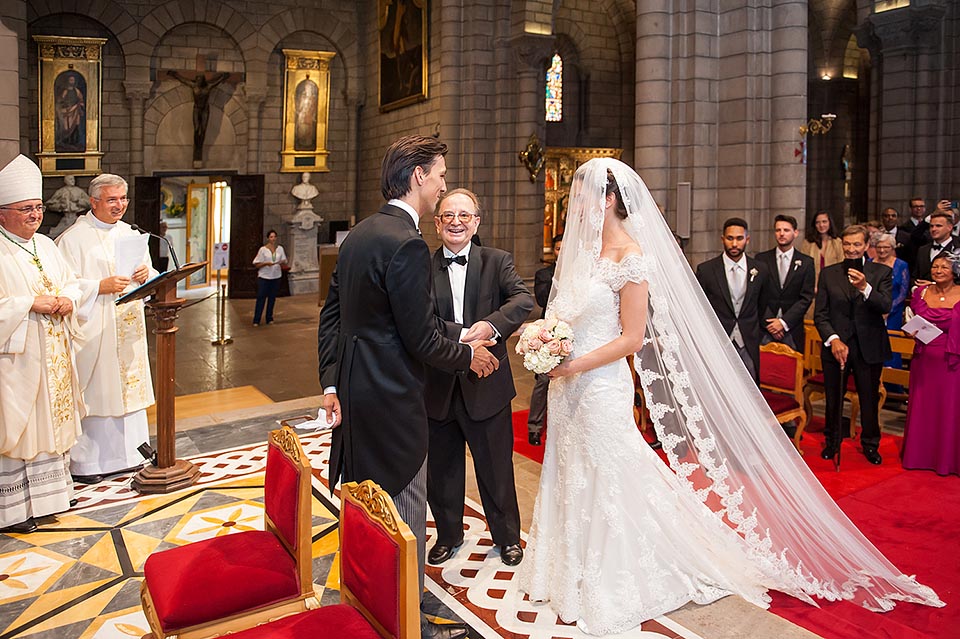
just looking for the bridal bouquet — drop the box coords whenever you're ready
[516,318,574,374]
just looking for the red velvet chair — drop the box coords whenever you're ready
[140,426,318,639]
[213,479,420,639]
[759,342,807,452]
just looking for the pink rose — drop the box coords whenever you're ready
[538,328,553,342]
[560,339,573,355]
[545,339,562,355]
[528,338,543,351]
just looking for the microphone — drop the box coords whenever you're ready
[130,224,180,270]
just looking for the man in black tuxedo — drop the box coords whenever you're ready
[696,217,775,383]
[424,188,533,568]
[756,214,815,352]
[318,136,498,639]
[899,196,932,273]
[814,225,892,465]
[880,207,912,262]
[912,210,957,285]
[527,234,562,446]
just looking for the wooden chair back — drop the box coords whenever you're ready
[264,426,314,595]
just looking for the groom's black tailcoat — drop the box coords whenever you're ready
[695,254,775,382]
[318,204,472,496]
[755,248,815,351]
[424,246,533,546]
[813,260,892,448]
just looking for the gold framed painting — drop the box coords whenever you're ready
[33,36,106,175]
[280,49,336,173]
[378,0,428,112]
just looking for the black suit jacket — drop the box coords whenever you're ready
[899,219,931,272]
[695,254,775,379]
[425,246,533,422]
[318,204,472,495]
[814,260,893,365]
[755,248,815,333]
[912,237,958,283]
[533,262,555,319]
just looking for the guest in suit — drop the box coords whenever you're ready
[880,207,911,262]
[424,188,533,567]
[318,136,498,639]
[756,214,815,352]
[696,217,775,383]
[913,210,957,285]
[800,211,844,306]
[900,197,932,273]
[814,224,893,466]
[527,234,562,446]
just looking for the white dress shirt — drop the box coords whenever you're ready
[442,242,500,342]
[387,198,421,232]
[776,246,794,331]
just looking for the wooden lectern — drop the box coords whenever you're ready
[117,262,207,494]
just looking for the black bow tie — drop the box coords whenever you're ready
[933,244,944,250]
[443,255,467,267]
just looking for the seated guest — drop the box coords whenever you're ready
[0,155,84,533]
[902,254,960,476]
[756,214,814,352]
[913,210,957,285]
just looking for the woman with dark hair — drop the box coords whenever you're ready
[902,253,960,476]
[800,211,844,289]
[252,229,287,325]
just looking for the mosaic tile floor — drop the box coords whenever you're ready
[0,427,704,639]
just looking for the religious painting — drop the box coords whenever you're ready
[378,0,428,112]
[281,49,336,173]
[186,183,211,288]
[34,36,106,175]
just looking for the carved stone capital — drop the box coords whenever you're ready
[509,34,556,73]
[857,3,947,54]
[124,81,152,103]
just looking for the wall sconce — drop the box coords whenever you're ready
[518,133,545,182]
[821,73,832,81]
[799,113,836,137]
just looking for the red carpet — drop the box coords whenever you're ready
[511,409,959,638]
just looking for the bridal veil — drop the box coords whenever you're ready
[546,157,943,612]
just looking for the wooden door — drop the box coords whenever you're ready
[228,174,264,299]
[133,176,161,267]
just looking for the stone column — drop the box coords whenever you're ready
[634,0,673,200]
[285,211,322,296]
[241,84,267,175]
[124,81,151,176]
[0,18,20,165]
[509,33,554,279]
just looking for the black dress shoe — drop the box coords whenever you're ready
[69,499,78,508]
[427,540,463,565]
[648,438,663,450]
[1,517,37,534]
[528,431,542,446]
[863,448,882,465]
[820,443,840,460]
[72,474,104,485]
[421,620,469,639]
[500,544,523,566]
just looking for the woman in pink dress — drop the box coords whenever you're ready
[902,253,960,475]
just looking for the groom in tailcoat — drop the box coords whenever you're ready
[424,188,533,568]
[696,217,775,383]
[318,136,497,639]
[814,224,892,465]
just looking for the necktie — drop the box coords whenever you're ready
[933,244,943,250]
[443,255,467,267]
[778,253,789,287]
[730,264,745,313]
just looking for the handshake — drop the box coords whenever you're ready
[461,320,500,378]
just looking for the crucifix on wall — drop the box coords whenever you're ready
[162,55,243,166]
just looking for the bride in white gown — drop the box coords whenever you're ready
[518,158,943,636]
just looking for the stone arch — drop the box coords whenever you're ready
[26,0,136,56]
[129,1,262,84]
[256,8,361,101]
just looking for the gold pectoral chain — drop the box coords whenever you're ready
[0,228,55,292]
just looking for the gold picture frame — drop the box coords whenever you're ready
[33,36,106,175]
[280,49,336,173]
[378,0,428,112]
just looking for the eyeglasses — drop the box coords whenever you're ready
[437,212,478,224]
[1,204,45,214]
[94,196,129,206]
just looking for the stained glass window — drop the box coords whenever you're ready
[546,53,562,122]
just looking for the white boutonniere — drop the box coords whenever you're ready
[749,267,758,282]
[794,259,802,271]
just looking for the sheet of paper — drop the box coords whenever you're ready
[114,234,148,278]
[902,313,943,345]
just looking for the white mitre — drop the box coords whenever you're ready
[0,155,43,206]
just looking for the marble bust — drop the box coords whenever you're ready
[291,172,319,211]
[45,175,90,214]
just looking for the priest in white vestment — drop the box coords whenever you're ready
[0,155,84,533]
[55,174,156,483]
